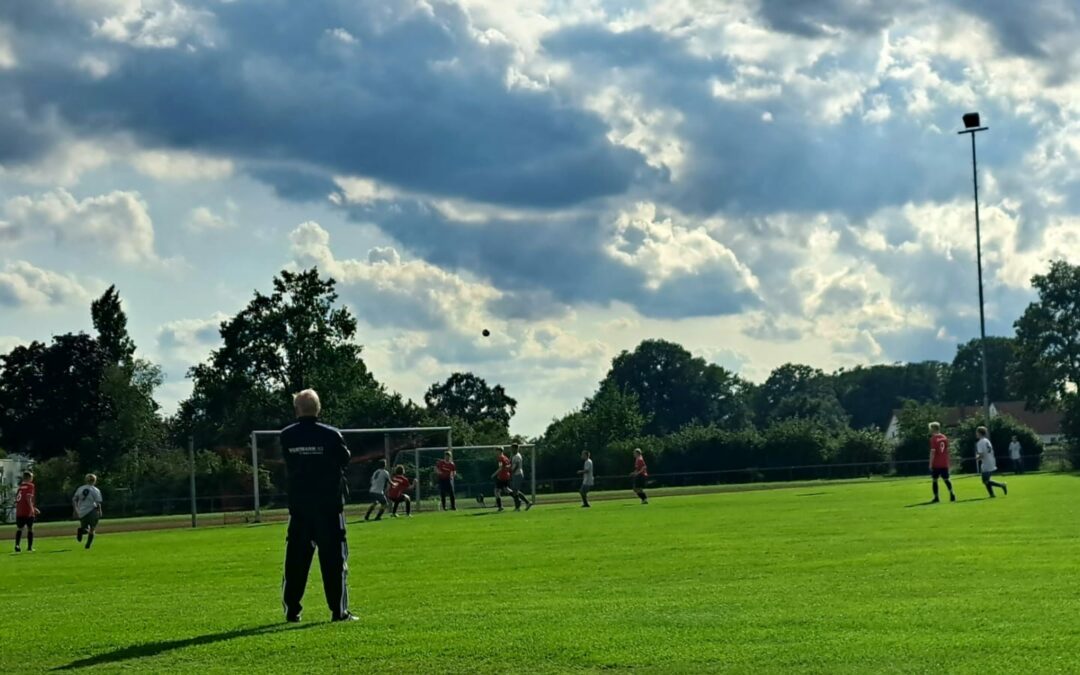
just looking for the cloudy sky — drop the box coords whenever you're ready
[1,0,1079,436]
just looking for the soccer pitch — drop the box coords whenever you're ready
[4,474,1080,673]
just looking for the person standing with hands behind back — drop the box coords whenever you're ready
[280,389,357,623]
[1008,435,1023,474]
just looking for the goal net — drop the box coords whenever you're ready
[411,444,536,510]
[249,426,452,521]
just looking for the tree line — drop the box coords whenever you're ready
[2,261,1079,515]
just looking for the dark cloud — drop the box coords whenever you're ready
[757,0,902,37]
[488,290,573,321]
[0,0,648,208]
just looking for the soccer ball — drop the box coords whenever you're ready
[482,329,490,337]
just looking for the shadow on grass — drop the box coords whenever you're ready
[797,492,827,497]
[466,511,500,517]
[54,623,316,671]
[905,497,990,508]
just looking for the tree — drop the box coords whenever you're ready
[833,362,948,429]
[943,337,1019,405]
[538,386,646,479]
[177,268,401,446]
[603,339,751,435]
[891,400,948,475]
[0,334,109,462]
[1013,261,1080,408]
[424,372,517,429]
[92,285,136,365]
[755,364,848,430]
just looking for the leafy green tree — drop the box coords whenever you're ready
[177,269,404,446]
[92,285,136,365]
[424,372,517,429]
[604,339,751,435]
[950,414,1043,473]
[755,364,848,430]
[1013,261,1080,407]
[943,337,1019,405]
[891,400,949,475]
[833,362,948,429]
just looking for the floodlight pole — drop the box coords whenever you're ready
[959,119,992,425]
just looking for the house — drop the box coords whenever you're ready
[884,402,1066,445]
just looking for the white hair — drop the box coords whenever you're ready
[294,389,321,417]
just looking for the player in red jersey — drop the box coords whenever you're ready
[14,471,39,552]
[387,466,414,517]
[630,449,649,504]
[929,422,956,503]
[435,451,457,511]
[490,447,514,512]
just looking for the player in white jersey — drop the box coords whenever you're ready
[975,427,1008,498]
[510,444,532,511]
[365,459,391,521]
[577,451,594,508]
[72,474,103,550]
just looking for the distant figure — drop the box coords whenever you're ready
[435,451,457,511]
[1008,436,1023,474]
[14,471,38,553]
[510,444,532,511]
[280,389,356,623]
[578,450,594,508]
[975,427,1008,498]
[630,449,649,505]
[72,474,103,550]
[388,465,413,518]
[365,459,391,522]
[928,422,956,503]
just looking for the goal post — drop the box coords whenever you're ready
[249,426,452,522]
[407,443,537,507]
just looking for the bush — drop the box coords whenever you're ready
[951,415,1044,473]
[831,429,890,477]
[1063,394,1080,469]
[891,401,952,475]
[759,419,834,479]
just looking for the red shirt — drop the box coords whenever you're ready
[15,482,36,518]
[635,456,648,477]
[930,433,950,469]
[436,459,456,481]
[496,454,511,481]
[387,475,412,500]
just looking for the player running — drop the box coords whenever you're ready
[72,474,103,550]
[388,465,414,518]
[490,447,530,512]
[14,471,39,553]
[975,427,1008,498]
[630,448,649,504]
[436,450,457,511]
[578,450,594,508]
[365,459,391,521]
[929,422,956,503]
[510,444,532,511]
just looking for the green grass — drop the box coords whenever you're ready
[4,474,1080,673]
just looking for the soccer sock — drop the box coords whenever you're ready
[985,482,995,497]
[496,495,502,509]
[27,529,33,549]
[640,491,648,502]
[86,532,94,549]
[944,479,954,495]
[405,500,411,516]
[14,530,21,548]
[932,481,939,499]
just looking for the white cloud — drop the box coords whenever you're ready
[3,188,161,264]
[329,176,399,206]
[324,27,358,45]
[0,261,95,309]
[0,336,26,353]
[186,205,233,232]
[157,312,226,362]
[0,22,16,70]
[130,149,234,181]
[91,0,215,49]
[0,140,113,187]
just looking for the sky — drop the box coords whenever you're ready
[1,0,1079,437]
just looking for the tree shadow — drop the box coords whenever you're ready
[53,623,316,671]
[466,511,499,517]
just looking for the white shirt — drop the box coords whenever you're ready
[582,458,594,487]
[370,469,391,495]
[72,485,103,518]
[1008,441,1022,459]
[511,453,524,477]
[976,438,997,473]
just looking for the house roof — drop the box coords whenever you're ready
[887,401,1064,436]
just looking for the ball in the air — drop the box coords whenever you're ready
[482,329,491,337]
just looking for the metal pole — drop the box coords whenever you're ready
[414,447,421,512]
[447,428,454,496]
[250,431,261,523]
[384,433,390,467]
[970,131,992,424]
[531,444,537,504]
[189,436,197,528]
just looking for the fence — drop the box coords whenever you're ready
[6,451,1068,526]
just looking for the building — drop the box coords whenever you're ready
[884,402,1065,445]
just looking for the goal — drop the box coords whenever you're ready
[249,426,452,521]
[411,444,537,508]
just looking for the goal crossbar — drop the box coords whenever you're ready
[249,425,453,521]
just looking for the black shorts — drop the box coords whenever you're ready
[633,475,647,490]
[495,479,511,491]
[16,516,35,528]
[79,512,100,529]
[371,493,389,506]
[931,468,950,480]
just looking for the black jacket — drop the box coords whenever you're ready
[280,417,350,514]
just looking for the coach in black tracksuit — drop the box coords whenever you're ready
[280,389,357,623]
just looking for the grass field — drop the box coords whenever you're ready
[3,473,1080,673]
